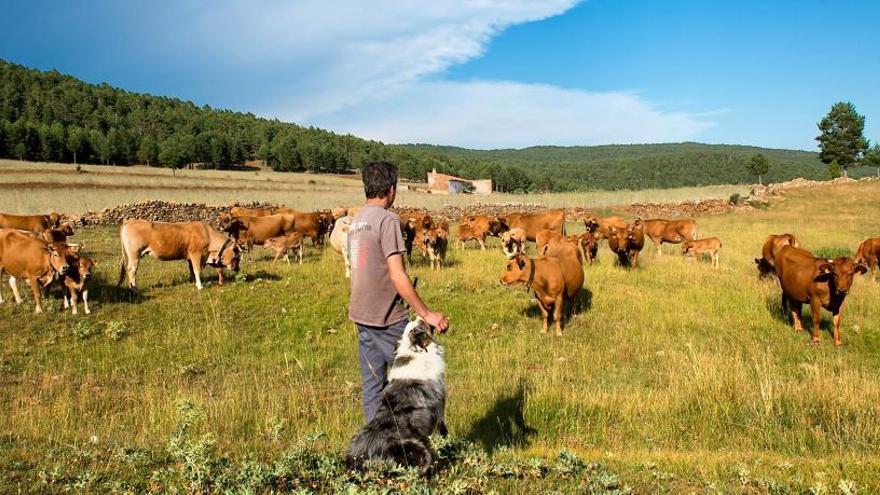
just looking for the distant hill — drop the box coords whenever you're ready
[1,58,868,193]
[402,143,874,191]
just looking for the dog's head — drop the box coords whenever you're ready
[402,317,436,351]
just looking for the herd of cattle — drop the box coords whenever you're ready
[0,206,879,345]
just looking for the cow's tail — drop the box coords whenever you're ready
[117,223,128,287]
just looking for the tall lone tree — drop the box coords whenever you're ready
[746,152,769,185]
[816,102,868,178]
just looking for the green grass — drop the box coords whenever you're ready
[2,181,880,492]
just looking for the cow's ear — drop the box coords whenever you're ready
[814,263,834,282]
[855,263,868,275]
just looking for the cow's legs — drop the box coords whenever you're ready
[0,268,4,304]
[832,309,843,346]
[68,286,78,315]
[189,254,204,290]
[553,295,564,337]
[536,299,550,334]
[478,236,486,251]
[789,300,804,333]
[653,238,662,255]
[809,299,822,344]
[712,250,719,268]
[82,289,91,315]
[631,250,640,268]
[27,276,43,314]
[126,255,140,289]
[297,244,303,265]
[9,276,23,304]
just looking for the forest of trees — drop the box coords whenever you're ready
[0,58,862,192]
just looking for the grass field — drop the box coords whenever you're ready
[2,172,880,492]
[0,159,750,214]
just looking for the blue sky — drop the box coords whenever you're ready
[1,0,878,150]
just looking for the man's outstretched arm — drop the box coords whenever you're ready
[386,253,449,331]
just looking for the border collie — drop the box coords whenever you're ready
[346,318,447,474]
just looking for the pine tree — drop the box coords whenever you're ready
[816,102,869,177]
[746,153,769,185]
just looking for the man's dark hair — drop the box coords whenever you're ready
[362,161,398,199]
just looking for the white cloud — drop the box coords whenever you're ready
[310,80,715,149]
[134,0,714,148]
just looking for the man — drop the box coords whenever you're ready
[348,161,450,421]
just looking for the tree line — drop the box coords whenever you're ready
[2,58,877,192]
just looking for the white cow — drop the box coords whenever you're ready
[330,216,352,278]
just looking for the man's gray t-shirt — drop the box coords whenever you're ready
[348,205,408,327]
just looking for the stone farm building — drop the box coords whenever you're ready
[426,169,493,195]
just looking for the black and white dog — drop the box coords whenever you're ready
[346,318,447,474]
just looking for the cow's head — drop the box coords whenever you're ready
[47,212,62,228]
[77,257,97,283]
[208,237,241,272]
[681,240,694,255]
[608,226,627,252]
[754,257,774,276]
[488,216,506,235]
[815,257,867,295]
[46,243,71,276]
[58,222,75,236]
[584,217,599,233]
[500,253,529,286]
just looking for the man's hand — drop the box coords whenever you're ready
[423,310,449,333]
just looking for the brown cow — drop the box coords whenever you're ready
[500,228,527,258]
[0,212,64,234]
[854,237,880,280]
[578,232,599,265]
[642,219,697,255]
[608,220,645,267]
[422,221,449,270]
[755,233,799,277]
[118,220,240,291]
[774,245,866,345]
[41,223,76,243]
[264,232,304,265]
[230,206,274,218]
[460,215,506,249]
[536,230,583,264]
[583,216,627,240]
[682,237,723,268]
[455,223,483,250]
[499,252,582,336]
[221,214,296,254]
[60,256,97,315]
[501,210,564,242]
[0,229,71,314]
[274,208,332,246]
[399,212,434,261]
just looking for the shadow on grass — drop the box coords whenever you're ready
[764,294,834,337]
[520,287,593,321]
[464,380,536,455]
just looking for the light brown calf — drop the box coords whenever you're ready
[264,232,304,265]
[61,256,97,315]
[682,237,723,267]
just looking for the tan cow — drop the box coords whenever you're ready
[264,232,304,265]
[0,212,64,234]
[682,237,723,268]
[536,230,583,264]
[230,206,274,218]
[854,237,880,280]
[500,228,527,258]
[578,232,599,265]
[399,212,434,261]
[499,252,583,336]
[642,219,697,255]
[0,229,72,313]
[118,220,240,291]
[274,208,333,246]
[608,219,646,267]
[220,214,296,254]
[329,216,352,277]
[502,210,565,242]
[583,216,628,240]
[455,223,483,250]
[40,223,76,243]
[755,233,799,277]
